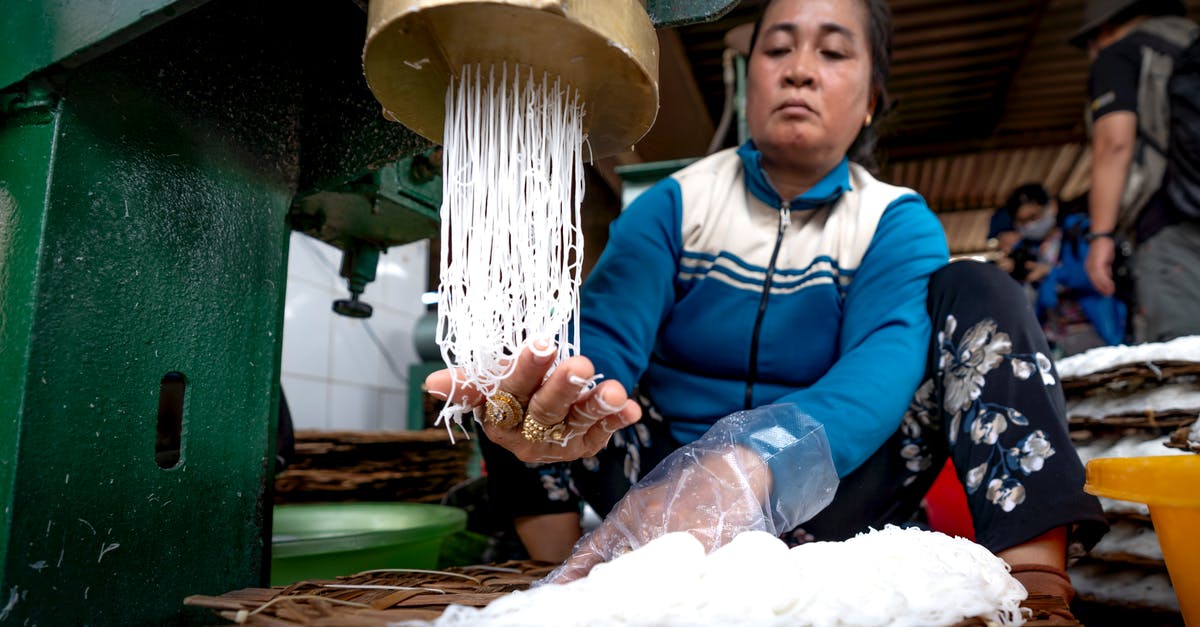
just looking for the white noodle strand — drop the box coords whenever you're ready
[436,64,586,431]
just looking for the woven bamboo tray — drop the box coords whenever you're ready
[186,562,1079,626]
[1068,412,1198,429]
[1060,362,1200,394]
[186,561,554,625]
[275,429,473,504]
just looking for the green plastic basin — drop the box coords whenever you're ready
[270,502,467,586]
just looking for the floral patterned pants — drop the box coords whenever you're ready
[478,261,1107,555]
[794,261,1106,553]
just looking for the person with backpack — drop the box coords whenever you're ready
[1072,0,1200,342]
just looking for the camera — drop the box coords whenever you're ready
[1008,241,1039,283]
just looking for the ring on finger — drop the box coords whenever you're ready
[485,390,525,429]
[521,415,568,443]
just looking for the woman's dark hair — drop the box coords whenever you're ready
[748,0,893,172]
[1001,182,1051,218]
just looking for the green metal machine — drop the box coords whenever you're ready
[0,1,736,624]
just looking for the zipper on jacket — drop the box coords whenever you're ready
[745,201,790,409]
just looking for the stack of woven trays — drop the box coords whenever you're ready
[186,561,555,625]
[185,562,1077,626]
[274,429,473,504]
[1056,336,1200,620]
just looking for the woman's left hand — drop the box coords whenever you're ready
[543,405,838,584]
[544,443,773,584]
[424,341,642,464]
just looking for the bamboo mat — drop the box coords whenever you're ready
[275,429,473,504]
[185,561,555,625]
[186,561,1078,626]
[1068,411,1198,429]
[1060,361,1200,394]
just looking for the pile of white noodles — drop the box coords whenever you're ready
[436,63,587,429]
[397,527,1027,627]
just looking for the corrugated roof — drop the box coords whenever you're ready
[882,143,1092,212]
[667,0,1200,253]
[682,0,1200,153]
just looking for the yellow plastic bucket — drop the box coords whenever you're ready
[1085,455,1200,624]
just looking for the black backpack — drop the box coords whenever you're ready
[1127,17,1200,225]
[1164,34,1200,218]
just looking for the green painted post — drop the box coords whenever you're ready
[0,7,296,625]
[0,82,286,625]
[0,0,744,622]
[0,0,441,618]
[0,84,59,614]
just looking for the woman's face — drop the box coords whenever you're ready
[1014,202,1044,228]
[747,0,875,173]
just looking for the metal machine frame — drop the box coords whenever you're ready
[0,1,736,623]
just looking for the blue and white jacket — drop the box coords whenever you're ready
[580,142,949,476]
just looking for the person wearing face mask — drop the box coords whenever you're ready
[1020,201,1060,242]
[994,183,1061,287]
[428,0,1107,619]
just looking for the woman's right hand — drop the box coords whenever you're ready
[424,340,642,463]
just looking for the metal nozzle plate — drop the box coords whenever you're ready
[363,0,660,159]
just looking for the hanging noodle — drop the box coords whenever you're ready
[436,64,587,431]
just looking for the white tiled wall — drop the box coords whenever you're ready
[281,232,429,431]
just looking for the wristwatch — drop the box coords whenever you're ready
[1085,231,1115,242]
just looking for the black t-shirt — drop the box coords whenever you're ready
[1087,30,1181,241]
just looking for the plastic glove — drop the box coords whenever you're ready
[543,404,839,583]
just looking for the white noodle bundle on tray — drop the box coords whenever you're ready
[406,527,1028,627]
[436,63,587,430]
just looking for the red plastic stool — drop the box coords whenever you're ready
[923,459,975,540]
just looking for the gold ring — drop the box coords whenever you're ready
[521,417,568,443]
[485,391,524,429]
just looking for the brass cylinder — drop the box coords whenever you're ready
[363,0,659,159]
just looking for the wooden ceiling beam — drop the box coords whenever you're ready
[977,0,1056,152]
[893,32,1027,64]
[880,127,1086,161]
[995,111,1084,127]
[947,153,982,209]
[892,13,1031,47]
[888,102,999,125]
[891,48,1024,76]
[1014,55,1090,73]
[1012,74,1091,89]
[888,68,1009,91]
[1060,147,1094,200]
[891,1,1038,31]
[892,79,1005,104]
[1045,144,1084,195]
